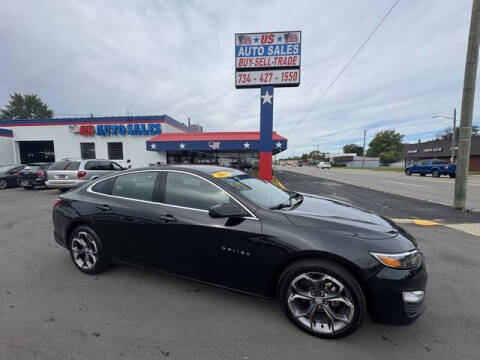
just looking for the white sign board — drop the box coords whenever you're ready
[236,69,300,88]
[235,31,301,88]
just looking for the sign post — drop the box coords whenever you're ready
[259,86,274,181]
[235,31,301,181]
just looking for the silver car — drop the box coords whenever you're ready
[46,159,124,191]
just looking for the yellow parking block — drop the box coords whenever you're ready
[413,219,440,226]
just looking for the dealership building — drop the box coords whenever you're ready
[402,134,480,171]
[0,115,287,168]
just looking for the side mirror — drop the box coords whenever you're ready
[209,203,247,218]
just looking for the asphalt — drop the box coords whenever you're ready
[278,166,480,211]
[1,186,480,359]
[275,169,480,224]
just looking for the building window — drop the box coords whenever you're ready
[80,143,96,159]
[108,142,123,160]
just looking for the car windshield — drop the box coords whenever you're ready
[219,173,291,209]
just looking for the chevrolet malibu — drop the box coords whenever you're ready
[52,165,427,338]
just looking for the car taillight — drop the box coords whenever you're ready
[37,170,44,178]
[77,171,87,179]
[53,198,62,208]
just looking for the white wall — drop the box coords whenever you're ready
[0,122,180,167]
[0,137,15,165]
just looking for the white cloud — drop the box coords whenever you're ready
[0,0,478,157]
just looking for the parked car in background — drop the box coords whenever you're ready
[0,164,26,189]
[17,163,52,189]
[405,159,456,178]
[317,161,331,169]
[53,165,427,338]
[46,159,124,191]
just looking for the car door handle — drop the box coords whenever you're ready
[159,214,177,223]
[97,204,111,211]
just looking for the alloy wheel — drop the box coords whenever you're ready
[287,272,355,334]
[0,179,7,189]
[71,231,99,270]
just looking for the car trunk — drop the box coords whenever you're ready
[47,161,81,181]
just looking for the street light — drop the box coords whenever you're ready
[432,108,457,164]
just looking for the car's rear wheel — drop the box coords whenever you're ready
[405,169,411,176]
[278,259,365,338]
[0,179,7,189]
[69,225,110,274]
[432,169,440,178]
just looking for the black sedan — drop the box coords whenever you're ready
[17,162,52,189]
[0,164,26,189]
[52,165,427,338]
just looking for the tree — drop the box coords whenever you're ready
[366,130,404,157]
[300,153,309,161]
[309,150,325,160]
[0,93,54,120]
[343,144,364,156]
[379,150,402,165]
[436,126,453,140]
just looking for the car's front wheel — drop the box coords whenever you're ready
[69,225,110,274]
[278,259,365,338]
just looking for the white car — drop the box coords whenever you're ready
[317,161,331,169]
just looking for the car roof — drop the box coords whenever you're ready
[126,164,247,177]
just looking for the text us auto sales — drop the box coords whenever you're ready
[77,123,162,136]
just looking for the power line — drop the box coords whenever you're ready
[287,0,401,135]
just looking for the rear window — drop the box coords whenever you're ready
[111,172,158,201]
[85,160,114,171]
[48,161,80,170]
[91,177,116,195]
[22,165,40,171]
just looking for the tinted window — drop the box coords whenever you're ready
[432,159,448,164]
[112,172,157,201]
[108,142,123,160]
[112,162,123,170]
[48,161,69,170]
[80,143,96,159]
[91,177,115,195]
[165,172,230,210]
[65,162,81,170]
[220,174,290,209]
[85,160,115,171]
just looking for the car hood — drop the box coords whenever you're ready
[282,193,398,240]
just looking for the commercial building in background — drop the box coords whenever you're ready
[325,153,380,168]
[0,115,287,169]
[403,135,480,171]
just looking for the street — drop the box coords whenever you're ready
[1,182,480,359]
[278,166,480,211]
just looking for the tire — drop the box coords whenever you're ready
[405,169,411,176]
[432,169,440,178]
[449,174,456,178]
[278,258,365,339]
[69,225,111,275]
[0,179,7,189]
[420,173,426,177]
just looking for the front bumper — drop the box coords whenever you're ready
[366,259,428,324]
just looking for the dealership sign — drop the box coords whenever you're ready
[235,31,301,88]
[70,123,162,136]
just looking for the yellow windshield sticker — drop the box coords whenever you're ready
[213,171,232,178]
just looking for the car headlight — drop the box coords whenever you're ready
[370,250,422,269]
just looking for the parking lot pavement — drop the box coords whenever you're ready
[278,165,480,211]
[1,187,480,360]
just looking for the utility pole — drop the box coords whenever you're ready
[454,0,480,210]
[362,129,366,168]
[451,108,457,163]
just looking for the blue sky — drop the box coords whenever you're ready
[1,0,479,157]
